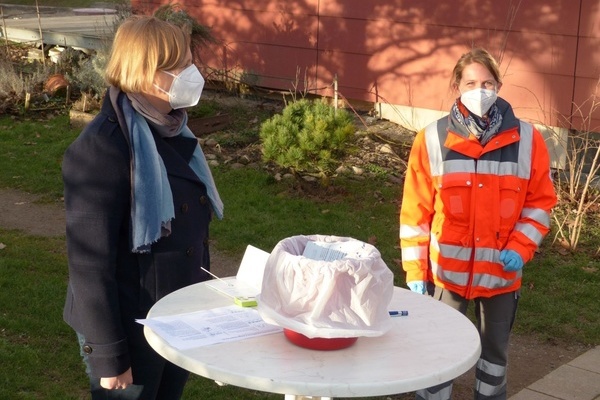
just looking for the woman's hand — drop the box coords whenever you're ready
[407,281,427,294]
[500,250,524,271]
[100,367,133,390]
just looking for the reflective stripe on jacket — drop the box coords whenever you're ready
[399,98,557,299]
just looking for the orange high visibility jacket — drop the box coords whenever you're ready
[399,98,557,299]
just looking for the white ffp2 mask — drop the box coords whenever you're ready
[155,64,205,109]
[460,88,497,117]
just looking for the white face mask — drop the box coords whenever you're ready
[154,64,205,109]
[460,88,497,117]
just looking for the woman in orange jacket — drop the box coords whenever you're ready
[399,48,557,400]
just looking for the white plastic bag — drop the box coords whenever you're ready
[257,234,394,338]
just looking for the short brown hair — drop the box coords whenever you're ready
[104,15,191,93]
[450,48,502,88]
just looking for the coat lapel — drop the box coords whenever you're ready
[153,132,201,183]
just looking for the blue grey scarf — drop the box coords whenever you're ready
[117,93,223,253]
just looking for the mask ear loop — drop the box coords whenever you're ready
[152,84,170,96]
[152,70,178,96]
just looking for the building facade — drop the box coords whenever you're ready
[132,0,600,166]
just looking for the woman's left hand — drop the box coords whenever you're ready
[500,250,524,271]
[100,367,133,390]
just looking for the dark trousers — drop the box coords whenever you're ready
[416,287,519,400]
[77,333,190,400]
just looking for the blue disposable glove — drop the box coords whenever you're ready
[407,281,427,294]
[500,250,524,272]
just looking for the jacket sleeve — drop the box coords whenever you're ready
[400,129,435,283]
[505,126,557,262]
[62,114,132,378]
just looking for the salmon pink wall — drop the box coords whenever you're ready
[132,0,600,132]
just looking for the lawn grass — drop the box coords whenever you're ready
[210,167,401,274]
[517,245,600,343]
[0,115,72,201]
[0,229,88,399]
[0,100,598,399]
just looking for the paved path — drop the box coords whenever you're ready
[0,3,118,50]
[0,188,65,237]
[509,345,600,400]
[0,188,239,278]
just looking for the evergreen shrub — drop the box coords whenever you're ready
[259,98,355,175]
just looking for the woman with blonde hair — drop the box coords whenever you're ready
[400,48,556,399]
[62,15,222,399]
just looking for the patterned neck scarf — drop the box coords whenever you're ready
[451,98,503,146]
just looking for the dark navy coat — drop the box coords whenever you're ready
[62,91,212,378]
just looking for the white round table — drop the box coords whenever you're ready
[144,281,481,398]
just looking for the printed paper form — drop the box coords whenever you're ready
[137,306,282,349]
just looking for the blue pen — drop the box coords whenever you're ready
[389,310,409,317]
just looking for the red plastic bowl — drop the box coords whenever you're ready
[283,328,358,350]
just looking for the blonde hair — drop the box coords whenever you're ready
[450,48,502,88]
[104,16,191,93]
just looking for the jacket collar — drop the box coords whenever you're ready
[444,97,521,158]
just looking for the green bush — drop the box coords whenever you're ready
[259,98,355,176]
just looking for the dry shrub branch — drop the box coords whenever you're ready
[551,81,600,252]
